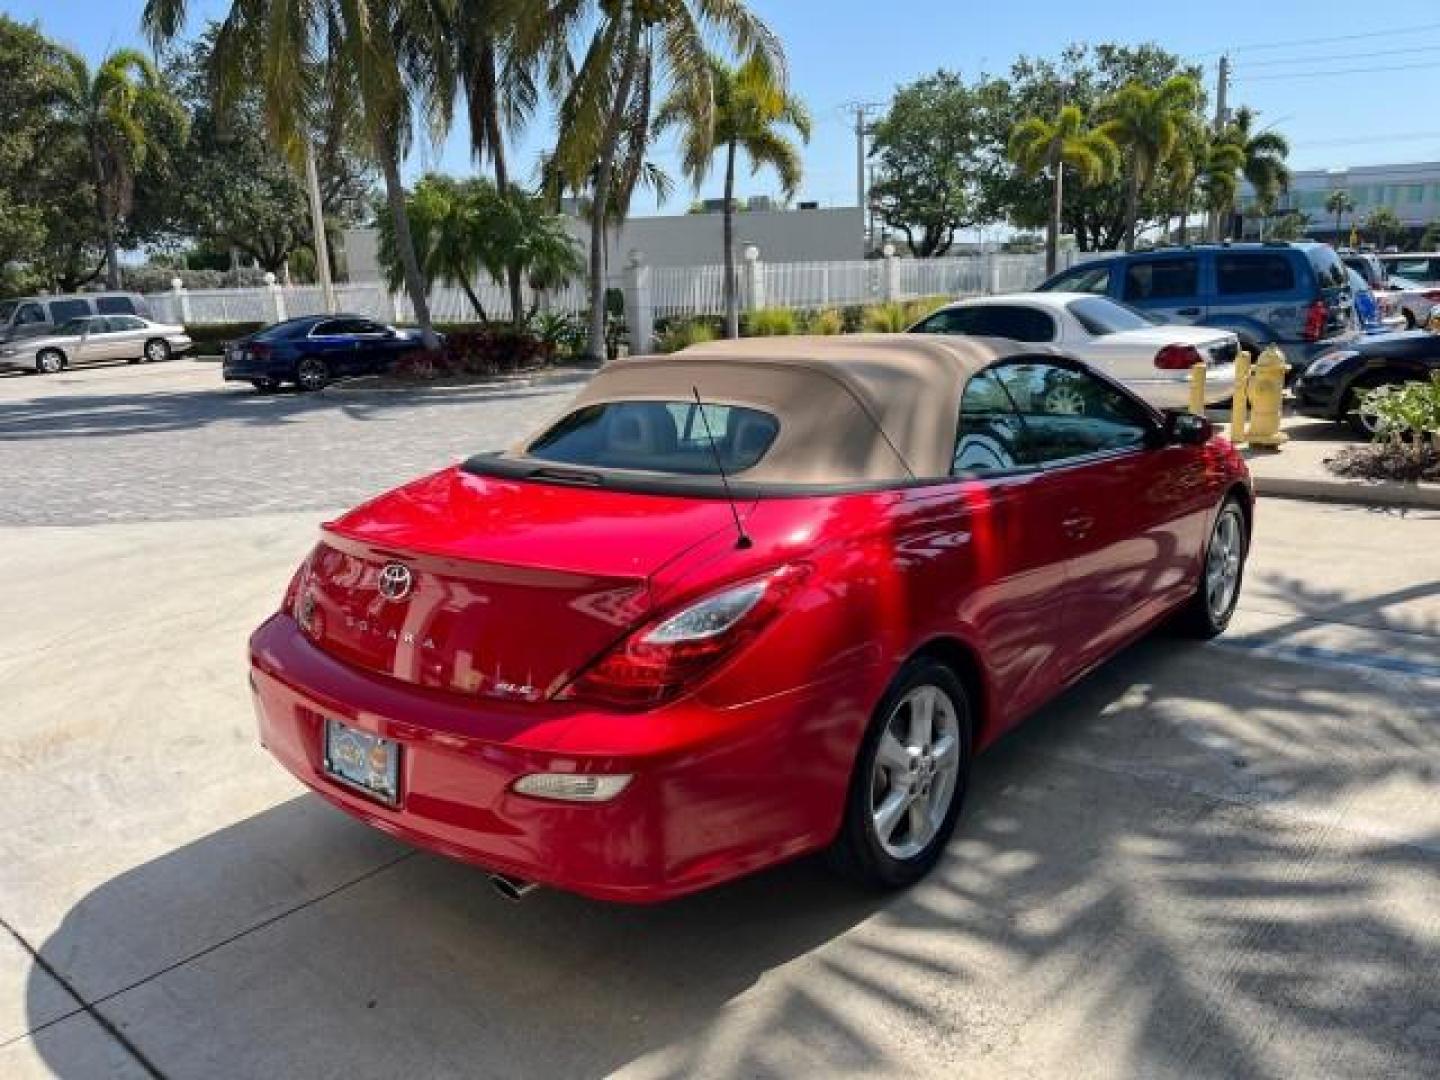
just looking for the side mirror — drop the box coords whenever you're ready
[1164,410,1213,446]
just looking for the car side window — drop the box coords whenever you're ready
[107,316,146,331]
[953,369,1028,476]
[311,320,343,336]
[991,362,1151,464]
[1122,258,1198,302]
[1217,254,1296,296]
[48,299,93,324]
[972,305,1057,343]
[1044,264,1111,295]
[95,296,137,315]
[913,308,981,334]
[14,302,45,326]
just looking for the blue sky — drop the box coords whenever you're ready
[15,0,1440,218]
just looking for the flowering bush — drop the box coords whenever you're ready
[392,327,548,379]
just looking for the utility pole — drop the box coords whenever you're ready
[841,102,884,249]
[304,140,337,314]
[1209,55,1231,242]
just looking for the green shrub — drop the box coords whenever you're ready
[805,308,844,335]
[184,322,266,354]
[839,305,868,333]
[1362,374,1440,447]
[861,302,912,333]
[655,319,718,354]
[743,307,799,337]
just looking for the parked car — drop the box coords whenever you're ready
[0,292,153,344]
[0,314,191,374]
[1345,268,1407,334]
[1386,274,1440,329]
[248,335,1253,902]
[1038,242,1355,376]
[1294,330,1440,437]
[908,293,1239,409]
[1378,252,1440,286]
[222,314,429,392]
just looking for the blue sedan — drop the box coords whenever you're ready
[222,314,431,392]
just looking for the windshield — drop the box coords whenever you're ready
[528,401,779,475]
[1389,275,1421,290]
[1066,297,1160,336]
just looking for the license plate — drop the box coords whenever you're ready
[323,718,400,805]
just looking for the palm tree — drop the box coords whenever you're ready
[1219,107,1289,241]
[1097,75,1200,251]
[143,0,455,348]
[1007,104,1118,275]
[1326,189,1355,243]
[1364,206,1402,249]
[455,0,543,323]
[1198,135,1245,241]
[538,0,784,363]
[656,56,811,338]
[55,48,183,289]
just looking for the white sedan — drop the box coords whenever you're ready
[1387,275,1440,329]
[909,292,1239,409]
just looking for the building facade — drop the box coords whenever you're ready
[1245,161,1440,245]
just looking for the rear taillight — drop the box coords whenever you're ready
[1154,344,1203,370]
[1423,290,1440,302]
[250,343,274,358]
[557,565,810,708]
[281,549,316,617]
[1302,300,1328,342]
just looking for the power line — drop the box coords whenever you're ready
[1190,21,1440,57]
[1237,42,1440,68]
[1236,60,1438,82]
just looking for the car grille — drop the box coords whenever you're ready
[1207,341,1239,367]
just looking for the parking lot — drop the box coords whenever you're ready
[2,361,1438,1079]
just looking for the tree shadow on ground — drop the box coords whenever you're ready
[25,574,1440,1079]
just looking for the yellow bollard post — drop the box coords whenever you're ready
[1230,350,1251,445]
[1187,361,1208,416]
[1429,308,1440,332]
[1246,345,1289,449]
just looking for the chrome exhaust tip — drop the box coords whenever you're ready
[489,873,539,902]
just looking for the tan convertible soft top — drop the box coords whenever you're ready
[514,335,1053,484]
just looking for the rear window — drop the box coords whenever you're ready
[1066,297,1158,335]
[254,319,318,341]
[1306,247,1348,290]
[48,299,93,323]
[1216,253,1297,296]
[95,295,137,315]
[528,401,779,475]
[1041,264,1111,295]
[1122,258,1198,302]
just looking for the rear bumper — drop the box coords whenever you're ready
[223,356,292,382]
[248,614,870,902]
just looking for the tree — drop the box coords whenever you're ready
[1365,206,1402,249]
[1007,104,1118,275]
[378,174,583,320]
[144,0,455,348]
[54,47,185,288]
[1326,189,1355,242]
[869,72,981,258]
[540,0,783,362]
[974,43,1205,251]
[1197,135,1245,240]
[1096,75,1200,250]
[1421,219,1440,251]
[1269,210,1308,242]
[656,55,810,337]
[1224,106,1289,239]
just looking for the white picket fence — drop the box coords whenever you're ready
[145,252,1066,343]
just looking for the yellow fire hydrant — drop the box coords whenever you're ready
[1245,345,1289,448]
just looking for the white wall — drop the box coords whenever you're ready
[342,206,864,283]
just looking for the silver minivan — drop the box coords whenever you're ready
[0,292,153,343]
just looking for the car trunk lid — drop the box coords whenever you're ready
[297,468,741,700]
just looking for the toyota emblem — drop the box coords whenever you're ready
[377,562,413,602]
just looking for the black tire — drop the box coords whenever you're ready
[1403,309,1416,330]
[143,338,172,364]
[294,356,329,392]
[251,377,281,393]
[1174,496,1248,639]
[35,349,64,375]
[828,658,973,890]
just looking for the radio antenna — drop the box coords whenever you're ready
[692,385,753,550]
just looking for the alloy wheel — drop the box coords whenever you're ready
[36,350,63,375]
[144,339,170,363]
[1205,507,1245,622]
[1043,383,1087,415]
[869,684,962,860]
[296,358,328,391]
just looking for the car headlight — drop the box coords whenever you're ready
[1305,351,1354,378]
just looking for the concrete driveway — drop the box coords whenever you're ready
[1,363,1437,1078]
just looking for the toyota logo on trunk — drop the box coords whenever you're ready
[377,563,413,602]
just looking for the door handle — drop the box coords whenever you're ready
[1061,513,1094,540]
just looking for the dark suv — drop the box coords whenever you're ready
[1038,242,1355,375]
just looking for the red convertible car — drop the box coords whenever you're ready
[249,336,1252,902]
